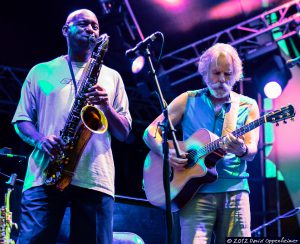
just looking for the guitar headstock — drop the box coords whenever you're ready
[265,104,296,124]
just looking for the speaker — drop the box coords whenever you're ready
[113,195,180,244]
[57,195,181,244]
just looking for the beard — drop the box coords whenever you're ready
[207,82,232,98]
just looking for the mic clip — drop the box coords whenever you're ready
[125,32,162,58]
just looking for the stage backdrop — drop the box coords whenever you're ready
[272,65,300,224]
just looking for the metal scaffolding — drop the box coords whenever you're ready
[159,0,300,87]
[0,65,27,115]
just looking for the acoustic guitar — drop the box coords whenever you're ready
[143,104,295,212]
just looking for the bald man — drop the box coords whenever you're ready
[13,9,132,244]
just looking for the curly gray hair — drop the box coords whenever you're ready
[198,43,243,84]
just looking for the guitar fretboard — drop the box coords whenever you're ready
[191,116,265,160]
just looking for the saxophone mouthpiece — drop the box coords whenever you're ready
[89,35,96,44]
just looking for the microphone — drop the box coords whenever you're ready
[6,173,18,187]
[0,153,26,160]
[125,32,162,58]
[286,56,300,68]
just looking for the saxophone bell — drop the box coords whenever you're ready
[81,105,108,134]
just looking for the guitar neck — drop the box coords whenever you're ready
[232,116,265,138]
[202,116,266,155]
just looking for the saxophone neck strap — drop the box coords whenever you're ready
[67,57,78,96]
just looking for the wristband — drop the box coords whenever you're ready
[237,145,248,158]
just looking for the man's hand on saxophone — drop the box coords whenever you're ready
[14,122,65,161]
[35,135,65,160]
[85,84,109,106]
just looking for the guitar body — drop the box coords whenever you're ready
[143,128,225,212]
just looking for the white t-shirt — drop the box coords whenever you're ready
[12,56,132,197]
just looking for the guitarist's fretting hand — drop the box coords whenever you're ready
[220,133,247,157]
[168,149,188,171]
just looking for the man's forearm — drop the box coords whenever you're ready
[14,121,43,147]
[143,125,163,155]
[103,105,131,141]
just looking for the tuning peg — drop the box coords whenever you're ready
[291,117,295,121]
[276,122,279,126]
[283,120,287,124]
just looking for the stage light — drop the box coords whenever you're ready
[131,56,145,74]
[164,0,182,4]
[155,0,183,7]
[98,0,113,15]
[251,54,292,99]
[97,0,122,19]
[263,81,282,99]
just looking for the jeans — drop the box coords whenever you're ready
[180,191,251,244]
[17,185,114,244]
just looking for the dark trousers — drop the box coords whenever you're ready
[17,185,114,244]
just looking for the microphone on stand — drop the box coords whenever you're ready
[6,173,18,187]
[0,153,26,160]
[286,56,300,68]
[125,32,162,58]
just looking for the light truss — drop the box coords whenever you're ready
[126,87,161,128]
[0,65,27,115]
[159,0,300,87]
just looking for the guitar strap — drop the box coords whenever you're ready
[221,91,241,136]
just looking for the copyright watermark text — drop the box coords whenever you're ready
[226,237,299,244]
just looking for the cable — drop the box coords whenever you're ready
[251,207,300,235]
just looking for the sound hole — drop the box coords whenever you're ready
[185,149,197,168]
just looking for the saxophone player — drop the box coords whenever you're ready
[12,9,132,244]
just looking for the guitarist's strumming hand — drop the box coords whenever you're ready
[219,133,247,157]
[168,148,188,171]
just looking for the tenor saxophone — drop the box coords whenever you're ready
[0,174,18,244]
[44,34,109,191]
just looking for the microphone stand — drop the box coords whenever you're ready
[142,46,181,244]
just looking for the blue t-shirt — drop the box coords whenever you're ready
[182,88,258,193]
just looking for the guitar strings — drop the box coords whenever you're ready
[186,117,264,162]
